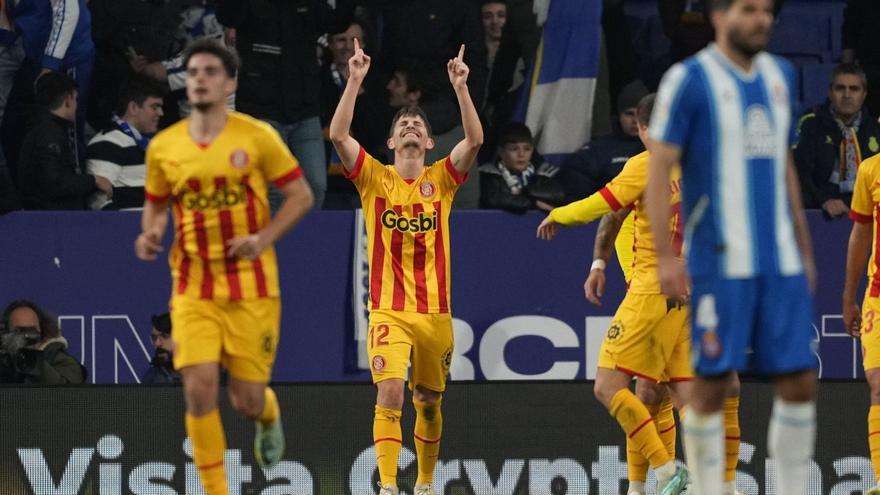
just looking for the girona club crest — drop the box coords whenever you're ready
[230,149,250,170]
[372,355,386,371]
[420,182,435,199]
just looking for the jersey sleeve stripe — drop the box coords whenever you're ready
[215,177,243,301]
[390,204,407,311]
[444,156,468,185]
[433,200,449,312]
[242,176,269,298]
[343,147,367,179]
[599,186,624,211]
[370,198,388,309]
[271,167,303,188]
[412,203,429,312]
[173,200,192,295]
[850,210,873,223]
[145,191,169,203]
[188,180,215,300]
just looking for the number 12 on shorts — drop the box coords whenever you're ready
[369,324,390,348]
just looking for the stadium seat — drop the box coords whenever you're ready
[801,63,835,109]
[768,11,831,65]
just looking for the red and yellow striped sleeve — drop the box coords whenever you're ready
[550,152,648,226]
[259,123,303,188]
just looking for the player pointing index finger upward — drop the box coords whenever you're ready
[329,39,482,495]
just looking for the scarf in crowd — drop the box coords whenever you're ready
[834,111,863,193]
[497,160,535,194]
[112,113,150,151]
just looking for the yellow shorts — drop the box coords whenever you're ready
[598,292,694,383]
[367,310,454,392]
[862,297,880,370]
[170,296,280,383]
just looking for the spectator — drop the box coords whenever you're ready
[320,18,388,209]
[481,0,506,70]
[842,0,880,118]
[87,78,164,210]
[216,0,356,210]
[1,0,96,183]
[558,80,647,202]
[479,122,564,213]
[126,0,233,121]
[0,300,86,384]
[795,63,880,218]
[17,72,112,210]
[141,313,180,385]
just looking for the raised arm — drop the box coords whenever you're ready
[329,38,370,172]
[645,140,685,297]
[448,44,484,175]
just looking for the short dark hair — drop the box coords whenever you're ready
[34,72,77,110]
[481,0,507,7]
[498,122,534,147]
[151,313,171,334]
[182,39,240,78]
[394,62,429,98]
[116,77,166,116]
[636,93,656,127]
[388,105,433,138]
[830,63,868,90]
[1,300,60,340]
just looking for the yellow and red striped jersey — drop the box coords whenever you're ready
[347,148,465,313]
[144,112,302,301]
[549,151,683,294]
[850,154,880,297]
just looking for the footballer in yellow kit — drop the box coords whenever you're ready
[136,40,314,495]
[329,40,482,495]
[843,153,880,495]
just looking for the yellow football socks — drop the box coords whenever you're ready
[869,405,880,482]
[413,398,443,485]
[186,410,228,495]
[724,397,741,482]
[610,389,670,468]
[374,405,403,487]
[656,395,677,458]
[258,387,279,426]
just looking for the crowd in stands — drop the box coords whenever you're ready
[0,0,876,217]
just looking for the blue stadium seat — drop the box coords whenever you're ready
[801,63,835,109]
[769,11,831,65]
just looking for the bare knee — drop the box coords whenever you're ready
[228,386,265,418]
[376,379,405,410]
[182,365,220,415]
[413,385,442,405]
[774,370,817,403]
[635,378,666,406]
[594,370,631,409]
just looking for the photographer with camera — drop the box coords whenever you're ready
[0,300,86,384]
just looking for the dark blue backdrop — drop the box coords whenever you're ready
[0,210,858,383]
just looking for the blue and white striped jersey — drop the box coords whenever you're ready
[650,44,802,279]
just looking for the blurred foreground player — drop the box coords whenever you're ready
[135,39,313,494]
[646,0,818,493]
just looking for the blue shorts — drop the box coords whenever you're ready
[689,274,817,376]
